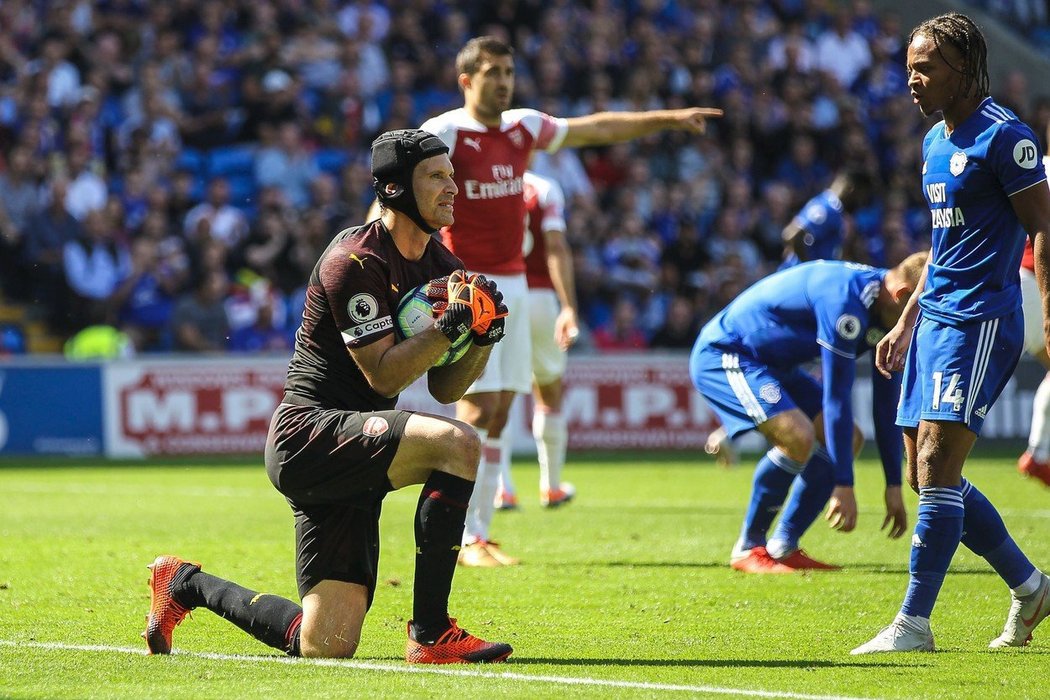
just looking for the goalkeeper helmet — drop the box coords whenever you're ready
[371,129,449,233]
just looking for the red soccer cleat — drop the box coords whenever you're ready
[494,487,519,511]
[774,548,841,570]
[541,482,576,508]
[730,546,797,574]
[405,618,513,664]
[143,555,201,655]
[1018,452,1050,487]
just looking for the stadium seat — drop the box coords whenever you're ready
[207,145,257,178]
[175,148,205,175]
[316,148,349,175]
[225,174,258,207]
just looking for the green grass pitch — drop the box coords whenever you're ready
[2,448,1050,699]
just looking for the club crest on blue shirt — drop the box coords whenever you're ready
[949,151,967,176]
[758,383,782,404]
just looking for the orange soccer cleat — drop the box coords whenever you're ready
[143,555,201,654]
[730,546,797,574]
[1018,452,1050,487]
[494,487,519,511]
[774,548,841,570]
[405,618,513,664]
[541,482,576,508]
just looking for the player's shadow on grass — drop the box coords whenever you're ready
[502,657,927,668]
[591,562,1001,575]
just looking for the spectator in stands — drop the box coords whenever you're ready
[0,144,43,298]
[111,236,186,351]
[171,269,230,352]
[255,121,320,209]
[23,177,81,322]
[183,177,249,253]
[815,7,872,88]
[62,208,131,330]
[593,297,648,352]
[650,295,700,350]
[63,146,107,222]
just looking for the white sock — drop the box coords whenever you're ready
[1029,373,1050,462]
[496,431,515,495]
[464,435,502,544]
[1013,569,1045,597]
[463,428,489,544]
[533,409,567,492]
[765,538,793,560]
[894,613,931,632]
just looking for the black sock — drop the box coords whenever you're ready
[172,568,303,656]
[412,471,474,642]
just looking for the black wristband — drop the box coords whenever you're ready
[434,303,473,342]
[473,317,505,346]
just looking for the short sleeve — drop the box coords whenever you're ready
[506,108,569,153]
[814,295,865,360]
[320,251,395,348]
[991,121,1047,196]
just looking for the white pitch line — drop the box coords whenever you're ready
[0,640,875,700]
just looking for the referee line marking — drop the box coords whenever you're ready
[0,640,875,700]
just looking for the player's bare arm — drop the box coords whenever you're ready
[875,260,929,377]
[428,342,493,404]
[1009,182,1050,355]
[349,326,466,398]
[883,486,908,539]
[560,107,724,148]
[542,226,579,350]
[782,220,811,262]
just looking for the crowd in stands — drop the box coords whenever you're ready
[0,0,1042,357]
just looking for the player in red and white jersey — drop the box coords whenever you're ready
[1017,154,1050,485]
[421,35,722,567]
[494,171,579,511]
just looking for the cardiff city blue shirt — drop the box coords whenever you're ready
[780,190,845,268]
[919,97,1046,324]
[699,261,900,486]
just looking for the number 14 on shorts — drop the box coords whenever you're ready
[931,371,964,412]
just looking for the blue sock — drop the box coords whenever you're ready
[770,446,835,551]
[960,478,1035,589]
[901,487,964,619]
[740,447,806,549]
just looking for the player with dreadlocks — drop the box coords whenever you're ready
[852,13,1050,653]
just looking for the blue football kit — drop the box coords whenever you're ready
[690,260,901,488]
[898,97,1046,435]
[780,190,845,269]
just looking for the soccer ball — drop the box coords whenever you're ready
[395,284,472,366]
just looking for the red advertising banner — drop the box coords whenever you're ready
[104,360,287,457]
[560,355,720,449]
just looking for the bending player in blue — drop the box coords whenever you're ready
[852,13,1050,654]
[691,254,927,573]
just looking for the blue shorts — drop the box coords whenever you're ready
[689,343,822,438]
[897,309,1023,435]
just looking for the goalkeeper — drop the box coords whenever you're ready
[141,129,514,663]
[690,254,927,572]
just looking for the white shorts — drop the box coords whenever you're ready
[466,272,532,395]
[529,288,567,385]
[1021,267,1045,356]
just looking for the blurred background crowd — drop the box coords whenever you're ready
[0,0,1047,357]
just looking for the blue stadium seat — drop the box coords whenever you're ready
[316,148,349,175]
[208,145,257,178]
[225,173,258,207]
[175,148,205,175]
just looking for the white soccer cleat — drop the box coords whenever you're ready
[990,573,1050,648]
[850,617,935,654]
